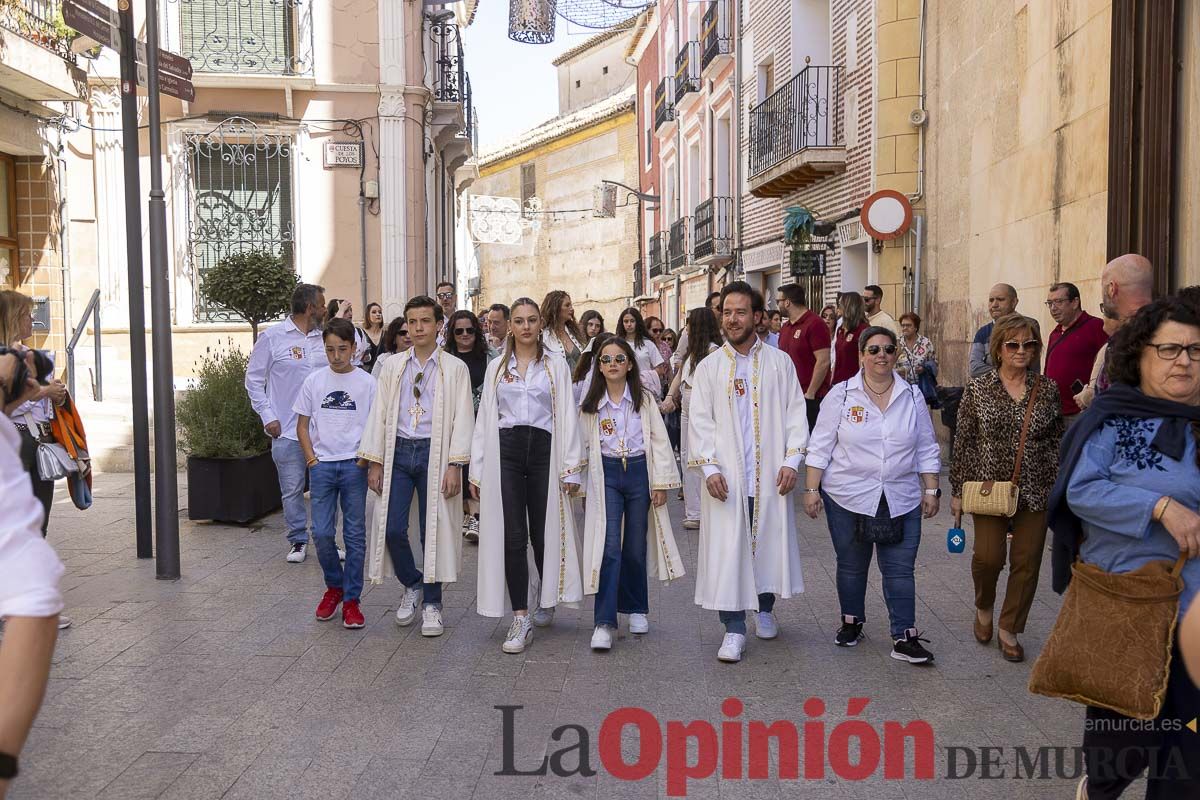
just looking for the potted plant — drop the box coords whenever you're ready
[783,206,816,249]
[200,250,298,342]
[177,343,282,523]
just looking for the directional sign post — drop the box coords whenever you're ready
[62,0,120,51]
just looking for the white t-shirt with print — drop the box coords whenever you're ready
[627,338,665,396]
[293,367,376,461]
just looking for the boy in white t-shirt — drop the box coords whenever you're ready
[294,318,376,628]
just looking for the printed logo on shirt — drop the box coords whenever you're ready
[793,329,802,339]
[600,418,617,437]
[847,406,868,424]
[321,391,358,411]
[290,346,305,360]
[734,378,748,398]
[501,370,517,384]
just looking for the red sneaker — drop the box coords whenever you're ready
[316,588,343,621]
[342,600,365,629]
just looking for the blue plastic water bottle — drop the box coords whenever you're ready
[947,522,966,554]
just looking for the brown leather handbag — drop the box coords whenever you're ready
[1028,555,1186,720]
[961,379,1041,517]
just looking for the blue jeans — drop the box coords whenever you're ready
[717,497,776,634]
[594,455,650,628]
[384,437,441,608]
[822,490,922,639]
[271,436,310,545]
[309,459,368,601]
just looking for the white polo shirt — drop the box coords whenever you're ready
[806,370,941,516]
[244,316,328,440]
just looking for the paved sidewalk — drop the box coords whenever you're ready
[12,472,1090,799]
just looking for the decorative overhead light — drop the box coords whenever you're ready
[555,0,649,30]
[509,0,557,44]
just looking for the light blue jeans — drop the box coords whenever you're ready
[271,436,310,545]
[309,459,368,601]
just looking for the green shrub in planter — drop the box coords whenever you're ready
[177,344,281,523]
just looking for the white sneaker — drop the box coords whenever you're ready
[421,606,444,637]
[395,586,421,626]
[338,548,346,562]
[531,605,555,627]
[463,515,479,543]
[683,519,700,530]
[717,632,746,663]
[628,613,649,634]
[502,615,533,654]
[286,543,307,563]
[57,614,72,630]
[755,611,779,640]
[590,625,613,650]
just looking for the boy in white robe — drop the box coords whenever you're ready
[688,281,809,663]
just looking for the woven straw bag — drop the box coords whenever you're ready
[961,380,1040,518]
[1029,555,1185,719]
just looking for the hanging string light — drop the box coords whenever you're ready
[555,0,649,30]
[508,0,557,43]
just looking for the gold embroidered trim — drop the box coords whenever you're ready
[652,481,682,491]
[687,457,719,468]
[561,462,586,478]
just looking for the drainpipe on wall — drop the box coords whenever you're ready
[732,0,744,279]
[53,122,72,364]
[359,155,368,312]
[909,0,927,205]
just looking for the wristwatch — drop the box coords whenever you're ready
[923,488,942,497]
[0,752,18,779]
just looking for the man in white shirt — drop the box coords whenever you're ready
[688,281,809,663]
[0,352,64,797]
[245,283,328,563]
[486,303,510,350]
[863,285,899,334]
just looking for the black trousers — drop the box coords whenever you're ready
[499,426,552,612]
[1083,643,1200,798]
[18,426,53,536]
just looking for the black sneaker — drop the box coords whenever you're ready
[834,617,864,647]
[891,629,934,664]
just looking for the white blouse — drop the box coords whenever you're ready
[497,354,554,434]
[626,337,664,396]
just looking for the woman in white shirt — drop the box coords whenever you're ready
[539,290,584,371]
[660,307,722,529]
[802,326,942,665]
[470,297,585,654]
[578,338,684,651]
[616,307,666,398]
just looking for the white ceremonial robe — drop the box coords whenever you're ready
[471,354,587,617]
[579,394,686,594]
[688,341,809,611]
[358,349,475,585]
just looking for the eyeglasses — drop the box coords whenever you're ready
[453,327,475,336]
[865,344,897,356]
[1003,340,1041,353]
[1147,342,1200,362]
[1044,298,1073,308]
[1099,302,1120,321]
[436,292,454,301]
[599,355,629,365]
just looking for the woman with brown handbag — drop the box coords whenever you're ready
[1043,297,1200,800]
[950,313,1064,662]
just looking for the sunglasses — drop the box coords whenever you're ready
[436,292,454,300]
[453,327,476,336]
[413,371,425,400]
[865,344,897,356]
[599,354,629,365]
[650,329,663,335]
[1003,340,1040,353]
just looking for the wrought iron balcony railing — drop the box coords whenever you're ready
[648,232,667,278]
[433,21,465,103]
[0,0,75,62]
[693,196,734,261]
[674,41,700,104]
[749,65,842,177]
[654,76,675,131]
[700,0,731,74]
[668,216,692,271]
[169,0,313,75]
[632,258,644,298]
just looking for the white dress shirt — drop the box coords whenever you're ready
[806,370,941,516]
[0,415,64,618]
[497,354,554,433]
[396,349,440,440]
[244,317,327,440]
[627,337,664,396]
[596,385,645,458]
[701,338,803,498]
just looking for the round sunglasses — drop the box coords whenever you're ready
[599,354,629,365]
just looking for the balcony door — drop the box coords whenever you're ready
[179,0,297,74]
[790,0,830,75]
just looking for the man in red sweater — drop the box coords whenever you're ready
[1044,281,1108,426]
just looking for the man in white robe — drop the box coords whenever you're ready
[358,296,474,637]
[688,281,809,663]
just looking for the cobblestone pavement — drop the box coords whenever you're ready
[11,471,1094,799]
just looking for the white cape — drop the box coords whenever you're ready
[470,354,586,617]
[579,394,685,594]
[687,342,809,611]
[357,349,475,585]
